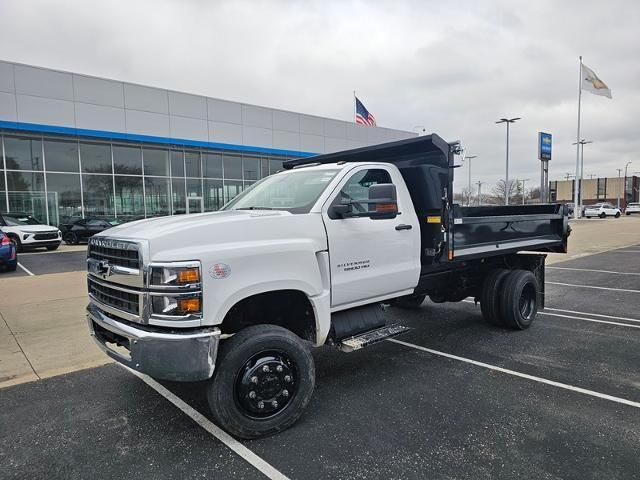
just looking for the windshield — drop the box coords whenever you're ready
[2,214,42,226]
[223,169,340,213]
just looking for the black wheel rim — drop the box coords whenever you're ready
[234,350,297,420]
[519,283,536,320]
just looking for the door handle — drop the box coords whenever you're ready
[395,224,412,231]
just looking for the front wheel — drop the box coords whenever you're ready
[599,212,606,218]
[207,324,315,439]
[615,212,621,218]
[46,245,59,251]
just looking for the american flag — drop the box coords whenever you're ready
[355,96,376,126]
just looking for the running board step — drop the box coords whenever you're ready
[337,324,410,352]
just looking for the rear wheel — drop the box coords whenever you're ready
[500,270,539,330]
[7,263,17,272]
[394,294,427,309]
[599,212,606,218]
[480,269,510,326]
[207,324,315,439]
[64,232,78,244]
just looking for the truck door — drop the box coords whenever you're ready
[322,166,421,308]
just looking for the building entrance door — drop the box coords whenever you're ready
[187,196,204,214]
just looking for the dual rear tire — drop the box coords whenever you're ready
[481,269,539,329]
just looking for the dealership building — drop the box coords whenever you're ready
[0,60,414,226]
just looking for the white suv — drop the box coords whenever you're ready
[626,202,640,215]
[584,203,622,219]
[0,213,62,252]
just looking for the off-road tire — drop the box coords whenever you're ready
[480,269,510,326]
[206,324,315,439]
[500,270,539,330]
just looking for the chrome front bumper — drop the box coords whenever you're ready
[87,303,220,382]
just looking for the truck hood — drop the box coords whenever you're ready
[96,210,328,261]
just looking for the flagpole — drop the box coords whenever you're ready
[573,56,582,219]
[353,90,356,123]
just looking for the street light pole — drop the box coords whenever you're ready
[465,155,477,207]
[624,161,633,211]
[476,181,483,206]
[496,117,521,205]
[572,139,592,217]
[617,168,623,208]
[520,178,530,205]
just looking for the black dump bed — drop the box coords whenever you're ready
[284,134,570,267]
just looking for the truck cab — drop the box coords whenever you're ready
[87,134,570,439]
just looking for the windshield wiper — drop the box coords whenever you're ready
[235,206,275,210]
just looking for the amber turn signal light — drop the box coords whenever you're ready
[177,268,200,283]
[178,298,201,313]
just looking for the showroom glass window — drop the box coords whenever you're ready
[80,142,112,174]
[46,172,82,225]
[113,145,142,175]
[82,174,114,219]
[204,152,222,178]
[143,148,170,176]
[223,153,242,180]
[4,136,43,171]
[171,150,185,177]
[44,140,79,172]
[145,177,170,217]
[5,170,47,222]
[115,175,144,221]
[185,151,201,178]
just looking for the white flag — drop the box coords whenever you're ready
[581,64,612,99]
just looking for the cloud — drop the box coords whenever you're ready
[0,0,638,191]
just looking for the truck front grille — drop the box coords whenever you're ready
[88,278,140,316]
[88,241,140,270]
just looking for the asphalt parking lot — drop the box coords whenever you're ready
[1,245,640,479]
[3,248,87,277]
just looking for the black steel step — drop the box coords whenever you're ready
[337,324,410,352]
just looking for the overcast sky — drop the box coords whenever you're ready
[1,0,638,194]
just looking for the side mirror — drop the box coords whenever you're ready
[368,184,398,220]
[329,203,353,219]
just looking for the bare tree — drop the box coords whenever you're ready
[491,179,518,205]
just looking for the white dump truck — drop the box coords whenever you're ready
[87,134,570,438]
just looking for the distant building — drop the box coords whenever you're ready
[550,175,639,207]
[0,60,415,226]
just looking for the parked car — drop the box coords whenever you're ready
[584,203,622,218]
[60,218,118,244]
[626,202,640,215]
[0,230,18,272]
[0,213,62,252]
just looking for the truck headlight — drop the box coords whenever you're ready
[151,294,202,316]
[150,262,201,287]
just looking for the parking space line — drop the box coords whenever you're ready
[547,266,640,276]
[546,281,640,293]
[17,263,35,276]
[388,338,640,409]
[124,367,291,480]
[539,311,640,329]
[545,307,640,324]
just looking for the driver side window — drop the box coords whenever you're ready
[337,169,392,213]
